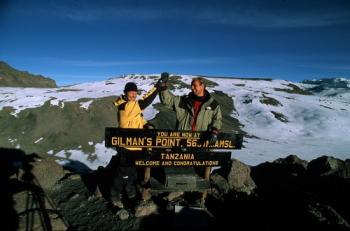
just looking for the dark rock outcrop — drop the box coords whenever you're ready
[4,151,350,231]
[248,155,350,231]
[308,156,350,178]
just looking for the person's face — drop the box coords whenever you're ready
[191,80,205,96]
[126,91,137,101]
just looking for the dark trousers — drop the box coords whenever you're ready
[110,148,137,201]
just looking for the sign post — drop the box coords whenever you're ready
[105,128,243,202]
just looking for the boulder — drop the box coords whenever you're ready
[209,173,229,199]
[273,154,308,175]
[134,200,158,218]
[116,209,129,220]
[164,191,184,202]
[25,155,67,190]
[308,156,350,178]
[212,158,256,195]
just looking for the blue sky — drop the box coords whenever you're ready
[1,0,350,86]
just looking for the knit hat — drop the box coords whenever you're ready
[124,82,138,93]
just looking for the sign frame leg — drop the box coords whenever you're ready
[200,166,211,206]
[142,167,151,201]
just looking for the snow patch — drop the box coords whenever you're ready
[207,77,350,163]
[9,138,17,144]
[34,137,44,144]
[0,74,161,115]
[53,141,115,170]
[80,100,93,110]
[55,150,66,158]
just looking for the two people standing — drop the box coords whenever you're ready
[110,72,222,208]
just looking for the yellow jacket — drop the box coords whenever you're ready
[114,85,159,149]
[114,99,147,129]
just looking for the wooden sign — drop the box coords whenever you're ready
[105,128,243,150]
[127,151,231,167]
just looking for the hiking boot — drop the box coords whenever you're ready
[116,209,129,220]
[125,182,137,199]
[112,200,124,209]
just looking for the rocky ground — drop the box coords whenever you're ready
[1,147,349,231]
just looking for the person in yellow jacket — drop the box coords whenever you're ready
[114,82,159,130]
[109,78,166,209]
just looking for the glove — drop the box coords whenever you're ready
[208,132,218,145]
[156,72,169,90]
[143,123,155,129]
[160,72,169,83]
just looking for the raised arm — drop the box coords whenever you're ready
[159,88,181,109]
[158,72,182,109]
[138,84,160,110]
[138,72,170,110]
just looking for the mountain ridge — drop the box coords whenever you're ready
[0,61,57,88]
